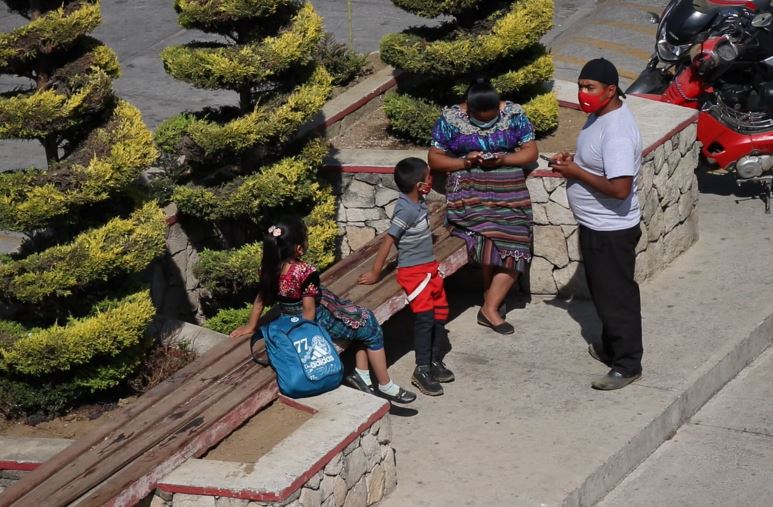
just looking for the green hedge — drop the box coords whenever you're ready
[162,4,322,91]
[0,203,166,303]
[0,101,159,231]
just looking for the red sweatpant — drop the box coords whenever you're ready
[396,261,449,322]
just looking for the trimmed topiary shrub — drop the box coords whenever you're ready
[380,0,559,144]
[0,1,164,418]
[157,0,339,315]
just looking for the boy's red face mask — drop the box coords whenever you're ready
[418,172,432,195]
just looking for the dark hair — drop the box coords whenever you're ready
[466,78,500,114]
[259,215,307,305]
[394,157,429,194]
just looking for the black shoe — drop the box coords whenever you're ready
[477,309,515,335]
[344,373,375,394]
[591,369,642,390]
[378,386,417,404]
[411,365,443,396]
[588,344,613,367]
[430,360,455,383]
[498,302,507,318]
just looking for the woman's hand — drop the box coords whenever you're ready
[479,153,504,169]
[230,325,256,338]
[464,151,483,167]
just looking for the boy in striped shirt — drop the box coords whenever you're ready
[359,157,454,396]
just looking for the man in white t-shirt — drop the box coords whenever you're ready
[550,58,643,390]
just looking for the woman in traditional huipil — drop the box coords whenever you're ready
[428,79,538,335]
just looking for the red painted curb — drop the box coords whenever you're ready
[642,113,698,157]
[0,461,39,472]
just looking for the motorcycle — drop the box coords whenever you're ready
[627,0,773,211]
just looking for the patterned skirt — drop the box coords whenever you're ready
[279,287,384,350]
[446,165,533,272]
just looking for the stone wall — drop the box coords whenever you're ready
[151,415,397,507]
[331,124,701,297]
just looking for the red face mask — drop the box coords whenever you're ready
[418,173,432,195]
[578,90,613,114]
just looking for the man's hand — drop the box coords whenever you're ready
[550,152,582,179]
[358,271,380,285]
[230,325,256,338]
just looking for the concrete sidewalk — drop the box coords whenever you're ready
[601,345,773,507]
[379,189,773,506]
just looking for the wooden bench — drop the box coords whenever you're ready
[0,202,467,507]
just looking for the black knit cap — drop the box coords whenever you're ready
[578,58,626,98]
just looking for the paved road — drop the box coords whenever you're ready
[602,345,773,507]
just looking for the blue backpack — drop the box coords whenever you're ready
[256,315,343,398]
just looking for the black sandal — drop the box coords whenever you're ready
[477,309,515,335]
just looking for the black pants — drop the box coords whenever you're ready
[414,311,447,366]
[579,223,643,375]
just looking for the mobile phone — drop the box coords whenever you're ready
[539,154,553,162]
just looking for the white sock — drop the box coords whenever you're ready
[355,368,372,386]
[378,381,400,396]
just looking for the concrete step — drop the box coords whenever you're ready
[601,345,773,507]
[378,190,773,506]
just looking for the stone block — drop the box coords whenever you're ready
[322,496,337,507]
[533,225,569,268]
[532,203,549,225]
[300,486,322,507]
[653,161,670,202]
[543,176,564,192]
[166,224,189,256]
[325,452,344,476]
[216,499,249,507]
[345,227,376,251]
[554,262,589,298]
[679,123,697,155]
[528,256,557,294]
[636,224,649,254]
[663,204,681,234]
[662,216,698,264]
[548,184,569,209]
[384,200,397,219]
[185,249,201,292]
[366,219,390,235]
[346,207,383,222]
[383,448,398,496]
[307,470,324,490]
[343,478,367,507]
[368,420,381,436]
[662,181,680,208]
[654,145,666,175]
[336,202,347,222]
[375,187,399,207]
[667,149,682,177]
[664,138,673,156]
[648,207,665,241]
[342,180,376,208]
[333,476,348,507]
[678,193,695,223]
[320,474,336,502]
[526,177,550,203]
[279,490,301,507]
[635,246,654,283]
[343,447,367,489]
[642,189,660,227]
[172,493,216,507]
[354,173,381,185]
[151,495,170,507]
[380,175,399,191]
[376,418,392,444]
[565,228,581,262]
[360,434,381,470]
[675,156,697,193]
[639,161,654,198]
[365,464,385,505]
[545,201,577,225]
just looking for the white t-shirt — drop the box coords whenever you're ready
[566,102,642,231]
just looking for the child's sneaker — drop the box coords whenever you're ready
[430,360,455,383]
[412,365,443,396]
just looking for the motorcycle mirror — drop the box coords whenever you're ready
[751,12,772,29]
[647,11,661,24]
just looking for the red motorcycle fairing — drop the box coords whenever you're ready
[699,110,773,168]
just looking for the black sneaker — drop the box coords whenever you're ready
[430,360,455,383]
[411,365,443,396]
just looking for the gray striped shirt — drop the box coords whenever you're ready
[387,194,435,268]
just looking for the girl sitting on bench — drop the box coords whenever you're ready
[230,215,416,404]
